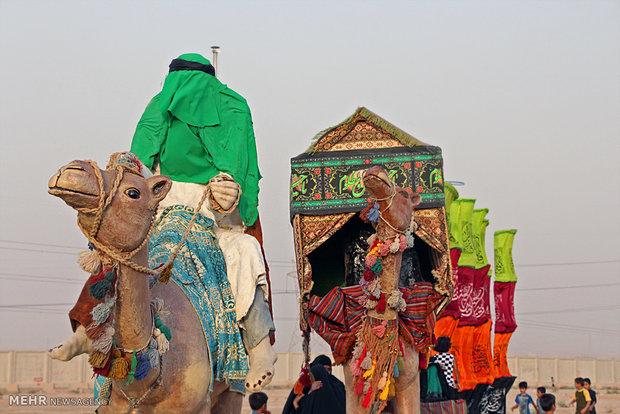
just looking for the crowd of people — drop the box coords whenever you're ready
[246,348,600,414]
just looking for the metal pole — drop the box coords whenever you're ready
[211,46,220,77]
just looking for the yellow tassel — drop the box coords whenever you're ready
[363,358,376,379]
[109,357,129,379]
[88,350,109,369]
[388,380,396,398]
[78,249,101,274]
[379,378,391,400]
[157,262,174,284]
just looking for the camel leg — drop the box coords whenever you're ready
[210,382,242,414]
[343,359,363,414]
[394,345,420,414]
[49,325,92,361]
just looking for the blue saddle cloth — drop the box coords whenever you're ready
[94,205,249,405]
[149,205,248,393]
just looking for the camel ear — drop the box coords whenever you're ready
[410,192,421,208]
[147,175,172,204]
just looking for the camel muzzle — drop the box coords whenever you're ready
[48,161,101,207]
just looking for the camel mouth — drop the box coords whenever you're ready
[48,186,99,198]
[363,171,393,189]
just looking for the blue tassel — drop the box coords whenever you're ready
[134,353,151,381]
[147,347,159,369]
[104,270,116,282]
[91,297,116,325]
[367,202,380,223]
[393,361,399,378]
[89,279,112,300]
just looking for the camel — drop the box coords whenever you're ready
[343,166,422,414]
[48,158,252,413]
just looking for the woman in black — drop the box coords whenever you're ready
[282,355,346,414]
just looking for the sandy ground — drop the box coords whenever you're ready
[0,385,618,413]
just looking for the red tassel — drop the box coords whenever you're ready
[355,377,365,395]
[299,365,312,387]
[363,269,375,281]
[376,293,386,313]
[293,380,304,394]
[362,386,373,408]
[399,339,405,357]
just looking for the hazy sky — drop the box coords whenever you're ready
[1,1,618,359]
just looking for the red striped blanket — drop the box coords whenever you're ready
[308,282,441,364]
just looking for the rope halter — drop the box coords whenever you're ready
[75,157,207,281]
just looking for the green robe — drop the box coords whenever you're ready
[131,53,261,226]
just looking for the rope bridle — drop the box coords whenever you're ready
[76,160,206,276]
[368,174,417,236]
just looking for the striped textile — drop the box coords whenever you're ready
[421,399,468,414]
[308,282,441,364]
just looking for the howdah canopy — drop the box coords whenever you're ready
[290,107,454,335]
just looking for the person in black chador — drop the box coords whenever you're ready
[282,355,345,414]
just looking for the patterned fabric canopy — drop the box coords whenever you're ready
[290,107,453,348]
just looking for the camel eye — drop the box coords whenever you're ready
[126,188,140,199]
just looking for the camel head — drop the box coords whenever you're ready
[48,155,171,252]
[363,166,421,235]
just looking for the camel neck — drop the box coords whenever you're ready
[370,227,403,320]
[113,247,152,351]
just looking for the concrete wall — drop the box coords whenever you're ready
[507,357,620,387]
[0,351,618,392]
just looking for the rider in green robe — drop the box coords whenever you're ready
[131,53,261,226]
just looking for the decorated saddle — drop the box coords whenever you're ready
[84,204,249,399]
[308,282,441,365]
[148,205,249,392]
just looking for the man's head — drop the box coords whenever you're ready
[584,378,592,390]
[434,336,452,353]
[540,393,556,413]
[537,386,546,398]
[249,392,268,412]
[575,377,584,389]
[519,381,528,393]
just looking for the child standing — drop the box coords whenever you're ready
[539,393,556,414]
[569,377,592,414]
[249,392,270,414]
[511,381,539,414]
[536,386,546,414]
[583,378,597,414]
